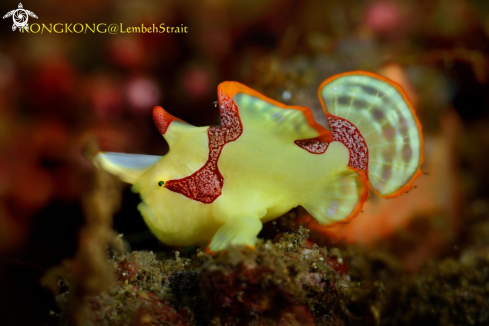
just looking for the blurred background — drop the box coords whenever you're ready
[1,0,489,324]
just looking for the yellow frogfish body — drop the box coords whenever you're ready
[95,71,423,251]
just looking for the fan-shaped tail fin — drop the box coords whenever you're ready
[318,71,423,198]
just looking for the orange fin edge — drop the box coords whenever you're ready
[318,71,425,199]
[218,81,332,142]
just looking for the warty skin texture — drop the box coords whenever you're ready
[95,71,423,251]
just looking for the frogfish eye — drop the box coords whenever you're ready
[158,181,165,187]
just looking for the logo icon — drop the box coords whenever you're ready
[3,3,38,32]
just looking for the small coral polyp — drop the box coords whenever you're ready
[95,71,423,252]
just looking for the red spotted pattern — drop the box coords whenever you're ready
[326,115,368,172]
[294,115,368,173]
[153,106,181,135]
[164,90,243,203]
[294,138,329,154]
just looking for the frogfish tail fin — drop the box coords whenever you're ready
[318,71,423,198]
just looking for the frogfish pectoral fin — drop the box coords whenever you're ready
[301,166,368,226]
[318,71,423,198]
[94,152,161,184]
[209,216,263,252]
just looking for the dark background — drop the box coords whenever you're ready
[1,0,489,324]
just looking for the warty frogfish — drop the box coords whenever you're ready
[94,71,424,251]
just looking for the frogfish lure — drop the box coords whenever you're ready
[95,71,423,252]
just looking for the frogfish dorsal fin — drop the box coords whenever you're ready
[218,81,332,142]
[318,71,423,198]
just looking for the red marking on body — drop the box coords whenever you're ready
[327,115,368,172]
[153,106,185,134]
[294,138,329,154]
[295,115,368,172]
[165,90,243,203]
